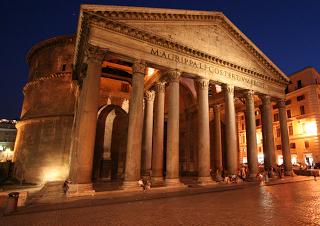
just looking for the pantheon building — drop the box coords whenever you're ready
[13,5,291,194]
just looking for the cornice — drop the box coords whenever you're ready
[80,8,289,86]
[27,34,76,66]
[286,85,318,98]
[23,72,71,93]
[73,13,91,80]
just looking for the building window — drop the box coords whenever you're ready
[300,105,305,115]
[290,143,296,149]
[276,128,281,137]
[256,119,260,126]
[241,116,244,120]
[4,138,8,142]
[121,83,129,93]
[274,113,279,122]
[285,86,289,94]
[276,145,282,150]
[259,147,262,153]
[241,135,246,144]
[241,123,245,130]
[318,94,320,99]
[297,95,305,101]
[255,111,259,115]
[5,132,9,135]
[304,141,310,149]
[62,64,66,71]
[287,109,291,118]
[302,122,307,133]
[288,125,293,135]
[273,105,278,109]
[297,80,302,89]
[286,99,291,105]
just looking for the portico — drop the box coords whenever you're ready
[68,5,291,193]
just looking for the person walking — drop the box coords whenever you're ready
[313,171,317,181]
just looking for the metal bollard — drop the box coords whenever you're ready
[4,192,19,215]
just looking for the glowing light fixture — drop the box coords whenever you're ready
[306,120,317,134]
[147,67,155,77]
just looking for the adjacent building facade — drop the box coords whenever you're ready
[13,5,292,194]
[238,67,320,168]
[0,119,18,162]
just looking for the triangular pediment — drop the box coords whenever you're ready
[77,5,290,86]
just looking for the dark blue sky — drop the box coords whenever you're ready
[0,0,319,119]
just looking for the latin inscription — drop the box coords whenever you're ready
[151,49,264,88]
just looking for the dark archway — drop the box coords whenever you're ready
[92,105,128,180]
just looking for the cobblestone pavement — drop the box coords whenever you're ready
[1,177,319,225]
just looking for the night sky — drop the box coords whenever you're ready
[1,0,319,119]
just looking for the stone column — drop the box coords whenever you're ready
[244,90,259,177]
[69,44,107,193]
[196,78,213,183]
[151,81,166,183]
[141,90,155,179]
[122,60,146,188]
[224,85,238,175]
[260,95,276,169]
[165,69,182,186]
[278,99,292,175]
[213,104,222,172]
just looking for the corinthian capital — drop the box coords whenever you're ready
[223,84,234,94]
[195,77,209,90]
[259,94,271,105]
[132,60,147,74]
[277,98,286,108]
[86,44,108,64]
[154,81,166,93]
[167,69,181,83]
[213,104,221,112]
[144,90,155,102]
[244,89,255,100]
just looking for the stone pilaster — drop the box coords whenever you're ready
[224,85,238,175]
[141,90,155,179]
[244,90,259,177]
[68,44,107,194]
[259,95,276,169]
[123,60,146,188]
[195,78,213,183]
[151,81,166,183]
[213,104,222,172]
[165,69,182,186]
[277,99,292,175]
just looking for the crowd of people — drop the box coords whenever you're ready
[215,166,250,184]
[215,165,290,184]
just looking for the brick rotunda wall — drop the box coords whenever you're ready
[13,35,76,184]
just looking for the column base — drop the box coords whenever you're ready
[141,175,151,181]
[164,178,186,187]
[284,170,293,176]
[122,180,142,190]
[151,176,164,184]
[67,183,95,197]
[197,176,215,185]
[141,170,150,177]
